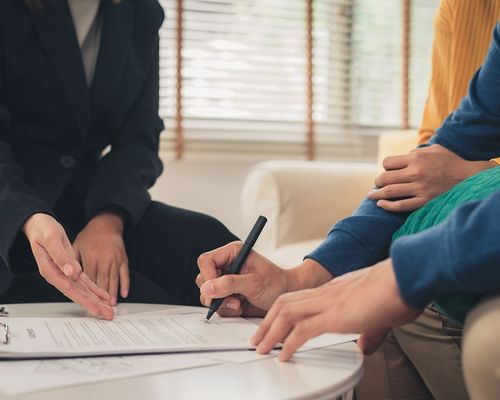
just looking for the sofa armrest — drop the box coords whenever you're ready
[241,160,378,253]
[377,130,418,169]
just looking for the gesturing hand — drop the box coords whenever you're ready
[73,212,129,306]
[196,242,293,317]
[23,213,114,320]
[251,259,421,362]
[368,144,496,212]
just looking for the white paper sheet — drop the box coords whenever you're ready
[0,312,256,359]
[203,333,359,364]
[0,354,218,395]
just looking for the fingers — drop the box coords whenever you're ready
[197,241,243,281]
[195,273,207,293]
[253,293,318,353]
[382,154,410,171]
[119,261,130,299]
[357,328,390,355]
[32,245,114,320]
[374,169,411,188]
[96,263,111,296]
[44,234,81,279]
[279,314,326,361]
[375,197,425,212]
[79,273,112,302]
[77,241,128,304]
[216,296,244,317]
[79,253,114,305]
[109,264,119,306]
[70,275,114,320]
[64,279,114,320]
[200,273,254,302]
[81,253,98,285]
[368,183,417,201]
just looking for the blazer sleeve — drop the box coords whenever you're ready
[83,29,164,229]
[0,31,53,272]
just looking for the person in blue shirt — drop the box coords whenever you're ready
[196,22,500,400]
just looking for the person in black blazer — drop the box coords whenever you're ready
[0,0,237,319]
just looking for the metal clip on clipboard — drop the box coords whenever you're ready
[0,307,9,344]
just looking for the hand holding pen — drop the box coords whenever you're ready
[204,216,267,320]
[196,216,300,319]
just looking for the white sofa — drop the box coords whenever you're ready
[240,130,418,268]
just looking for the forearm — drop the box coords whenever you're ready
[306,196,409,276]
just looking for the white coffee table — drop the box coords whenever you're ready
[1,303,364,400]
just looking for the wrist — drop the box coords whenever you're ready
[285,258,333,292]
[89,211,124,234]
[463,160,497,179]
[23,213,51,239]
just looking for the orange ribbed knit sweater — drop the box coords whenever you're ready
[419,0,500,164]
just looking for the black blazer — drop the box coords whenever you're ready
[0,0,165,290]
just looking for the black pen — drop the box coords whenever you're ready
[205,215,267,321]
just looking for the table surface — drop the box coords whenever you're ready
[0,303,363,400]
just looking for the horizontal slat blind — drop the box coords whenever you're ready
[350,0,438,128]
[410,1,439,127]
[159,0,438,159]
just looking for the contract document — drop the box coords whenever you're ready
[0,312,257,359]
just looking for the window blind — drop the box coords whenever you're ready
[350,0,438,128]
[159,0,438,160]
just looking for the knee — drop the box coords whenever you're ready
[143,201,238,245]
[463,295,500,399]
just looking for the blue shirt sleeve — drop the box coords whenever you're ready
[391,190,500,309]
[306,197,409,276]
[429,24,500,159]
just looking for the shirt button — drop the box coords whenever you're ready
[60,155,76,169]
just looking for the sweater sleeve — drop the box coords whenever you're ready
[390,190,500,309]
[418,0,453,144]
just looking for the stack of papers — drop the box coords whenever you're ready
[0,313,256,359]
[0,309,358,396]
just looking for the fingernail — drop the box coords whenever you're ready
[226,301,238,310]
[201,282,215,295]
[62,263,73,276]
[370,188,380,193]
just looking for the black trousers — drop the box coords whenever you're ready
[0,201,238,306]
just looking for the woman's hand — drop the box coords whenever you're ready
[196,242,332,317]
[73,212,129,306]
[23,213,114,320]
[368,144,497,212]
[251,259,421,361]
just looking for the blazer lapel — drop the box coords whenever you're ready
[90,0,134,118]
[30,0,91,136]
